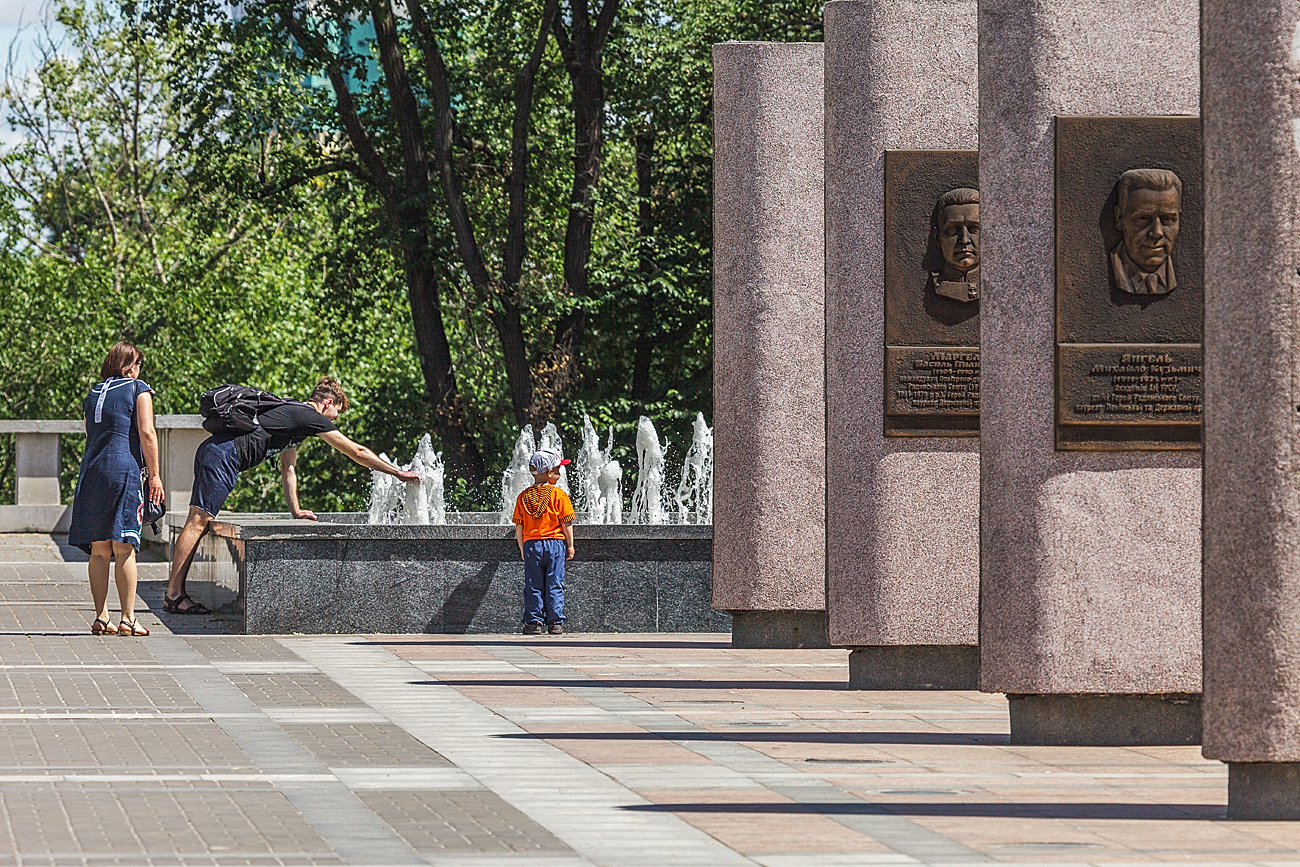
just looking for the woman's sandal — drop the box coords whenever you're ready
[90,617,114,635]
[117,618,150,636]
[163,593,210,616]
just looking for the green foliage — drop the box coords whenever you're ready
[0,0,824,512]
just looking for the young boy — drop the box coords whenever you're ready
[513,449,575,635]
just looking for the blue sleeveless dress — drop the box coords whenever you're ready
[68,377,154,554]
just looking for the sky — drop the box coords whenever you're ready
[0,0,60,76]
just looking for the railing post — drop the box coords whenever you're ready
[15,433,61,506]
[152,416,208,543]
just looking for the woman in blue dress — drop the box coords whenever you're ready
[68,342,165,635]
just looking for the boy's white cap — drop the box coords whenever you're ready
[529,449,570,473]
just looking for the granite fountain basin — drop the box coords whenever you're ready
[169,512,722,634]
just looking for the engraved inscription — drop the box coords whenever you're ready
[1057,343,1202,427]
[886,347,980,416]
[1076,352,1201,418]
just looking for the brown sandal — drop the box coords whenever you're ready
[91,617,114,635]
[116,619,150,636]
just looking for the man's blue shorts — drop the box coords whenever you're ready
[190,436,241,517]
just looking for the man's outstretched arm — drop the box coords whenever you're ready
[318,430,421,482]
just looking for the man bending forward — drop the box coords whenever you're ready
[165,376,419,614]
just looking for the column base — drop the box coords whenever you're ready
[1228,763,1300,820]
[1007,693,1201,746]
[729,610,830,648]
[848,645,978,690]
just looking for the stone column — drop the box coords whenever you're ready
[823,0,980,689]
[712,42,828,648]
[15,433,61,506]
[978,0,1201,743]
[1202,0,1300,819]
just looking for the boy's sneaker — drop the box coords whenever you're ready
[522,622,544,635]
[548,622,564,635]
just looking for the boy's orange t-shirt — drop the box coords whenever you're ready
[512,484,575,541]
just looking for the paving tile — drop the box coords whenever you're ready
[225,674,365,708]
[7,537,1300,866]
[280,723,452,766]
[357,790,573,854]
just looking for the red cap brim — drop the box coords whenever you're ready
[558,458,572,466]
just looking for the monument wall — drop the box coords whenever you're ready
[1202,0,1300,819]
[711,42,828,648]
[978,0,1202,742]
[824,0,981,687]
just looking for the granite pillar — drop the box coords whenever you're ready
[1202,0,1300,818]
[712,42,827,648]
[978,0,1201,743]
[823,0,980,687]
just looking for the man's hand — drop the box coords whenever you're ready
[566,545,575,561]
[293,509,318,521]
[394,469,422,483]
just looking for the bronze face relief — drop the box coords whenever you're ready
[1110,168,1181,296]
[928,188,980,303]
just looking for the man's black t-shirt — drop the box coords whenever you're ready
[233,403,337,471]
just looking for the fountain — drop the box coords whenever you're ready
[629,416,668,524]
[367,434,446,525]
[674,413,713,524]
[574,415,622,524]
[499,425,535,524]
[178,414,720,635]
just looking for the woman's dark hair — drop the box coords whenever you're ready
[99,342,142,381]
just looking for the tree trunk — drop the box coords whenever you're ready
[546,0,619,418]
[401,232,488,480]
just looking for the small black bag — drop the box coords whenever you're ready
[142,495,167,534]
[140,470,166,533]
[198,384,290,435]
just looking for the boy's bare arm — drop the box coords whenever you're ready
[563,521,574,560]
[515,522,525,559]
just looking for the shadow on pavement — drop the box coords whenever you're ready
[417,677,847,691]
[374,638,735,649]
[621,800,1224,820]
[495,730,1011,745]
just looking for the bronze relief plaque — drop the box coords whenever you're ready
[1055,116,1202,450]
[884,149,979,436]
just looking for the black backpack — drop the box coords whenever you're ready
[198,384,291,434]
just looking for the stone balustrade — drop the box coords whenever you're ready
[0,415,207,537]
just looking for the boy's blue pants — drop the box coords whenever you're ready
[523,538,566,624]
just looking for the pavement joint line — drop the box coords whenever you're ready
[474,641,994,865]
[143,634,429,866]
[0,773,339,782]
[281,635,748,867]
[0,712,262,719]
[0,670,211,675]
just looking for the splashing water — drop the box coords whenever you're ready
[368,434,446,524]
[597,449,623,524]
[629,416,668,524]
[574,416,602,516]
[574,415,623,524]
[674,413,713,524]
[369,454,403,524]
[499,425,536,523]
[369,414,710,526]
